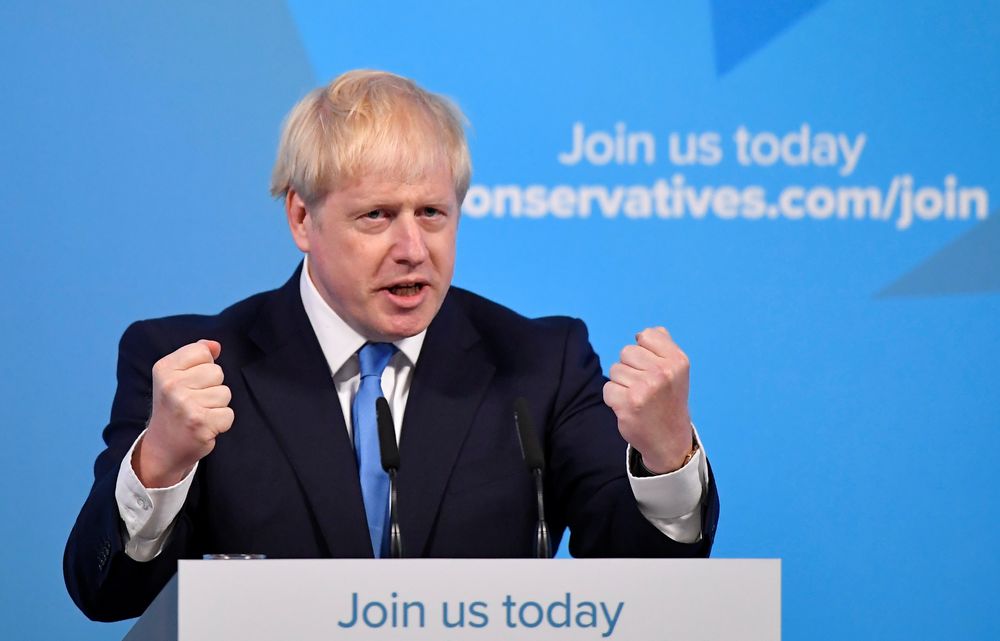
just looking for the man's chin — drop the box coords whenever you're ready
[364,290,447,341]
[369,314,434,342]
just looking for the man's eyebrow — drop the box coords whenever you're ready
[357,197,455,209]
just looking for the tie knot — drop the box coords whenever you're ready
[358,342,397,378]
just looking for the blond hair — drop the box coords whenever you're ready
[270,70,471,206]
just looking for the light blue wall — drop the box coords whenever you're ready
[1,1,997,639]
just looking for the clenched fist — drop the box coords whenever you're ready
[133,339,234,488]
[603,327,694,475]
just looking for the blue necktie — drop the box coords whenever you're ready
[352,342,397,557]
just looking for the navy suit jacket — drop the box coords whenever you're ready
[64,266,719,622]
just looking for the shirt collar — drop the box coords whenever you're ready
[298,256,426,376]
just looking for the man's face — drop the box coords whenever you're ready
[288,163,459,341]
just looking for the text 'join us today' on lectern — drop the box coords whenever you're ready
[123,558,781,641]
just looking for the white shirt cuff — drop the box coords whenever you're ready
[627,426,708,544]
[115,430,197,561]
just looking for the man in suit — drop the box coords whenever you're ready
[65,70,718,622]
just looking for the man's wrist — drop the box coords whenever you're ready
[132,433,194,489]
[633,437,699,477]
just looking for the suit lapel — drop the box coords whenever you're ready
[398,292,495,556]
[241,268,372,557]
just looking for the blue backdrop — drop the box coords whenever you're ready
[1,1,997,639]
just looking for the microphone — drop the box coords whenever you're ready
[375,397,403,558]
[513,397,551,558]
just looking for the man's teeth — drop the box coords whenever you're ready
[389,284,423,296]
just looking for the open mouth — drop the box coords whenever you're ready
[387,283,426,297]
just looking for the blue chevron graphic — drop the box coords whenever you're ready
[710,0,828,76]
[878,214,1000,297]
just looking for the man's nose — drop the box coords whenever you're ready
[391,214,429,265]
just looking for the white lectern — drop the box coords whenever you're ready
[124,558,780,640]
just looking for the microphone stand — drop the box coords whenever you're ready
[387,467,403,559]
[532,468,551,558]
[376,397,404,558]
[514,397,551,558]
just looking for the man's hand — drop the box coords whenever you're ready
[133,339,234,488]
[603,327,694,475]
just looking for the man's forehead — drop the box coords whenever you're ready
[333,165,457,204]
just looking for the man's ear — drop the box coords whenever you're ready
[285,190,311,252]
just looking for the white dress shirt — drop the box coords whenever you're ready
[116,260,708,560]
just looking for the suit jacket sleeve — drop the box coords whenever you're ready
[545,318,719,558]
[63,320,200,622]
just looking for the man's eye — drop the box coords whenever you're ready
[423,207,441,217]
[363,210,384,220]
